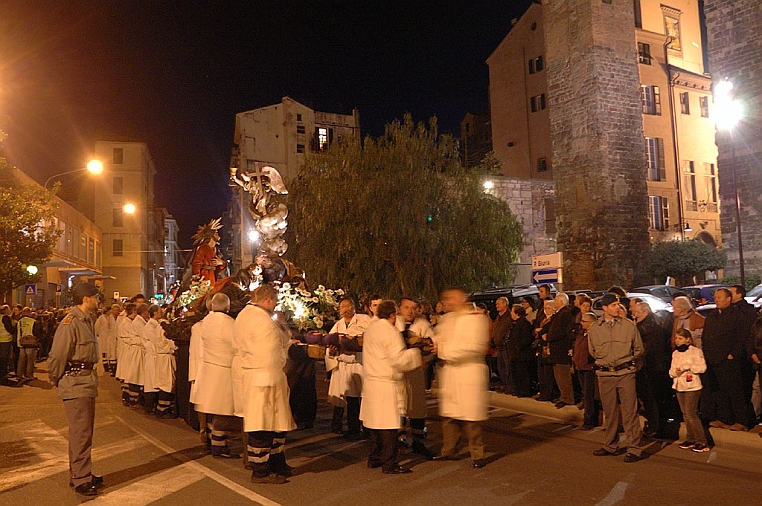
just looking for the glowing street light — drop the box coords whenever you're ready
[44,158,104,189]
[26,265,38,275]
[483,180,494,191]
[123,202,136,214]
[248,229,260,242]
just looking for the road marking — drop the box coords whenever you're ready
[88,462,204,505]
[109,409,284,506]
[594,474,634,506]
[707,450,717,463]
[0,436,146,492]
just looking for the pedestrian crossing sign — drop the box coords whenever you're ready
[24,284,37,296]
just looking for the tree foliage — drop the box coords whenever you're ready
[0,157,61,296]
[286,115,523,302]
[645,240,726,286]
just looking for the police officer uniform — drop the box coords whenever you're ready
[47,283,104,496]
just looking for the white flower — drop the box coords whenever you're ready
[314,317,323,328]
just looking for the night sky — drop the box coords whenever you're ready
[1,0,534,247]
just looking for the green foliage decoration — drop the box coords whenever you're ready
[645,239,727,286]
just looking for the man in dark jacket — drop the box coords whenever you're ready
[509,304,535,397]
[545,293,576,408]
[634,302,670,438]
[491,297,513,393]
[703,288,753,430]
[730,284,759,429]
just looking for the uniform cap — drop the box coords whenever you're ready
[600,293,619,307]
[73,283,100,298]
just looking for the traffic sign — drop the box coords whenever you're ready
[24,284,37,296]
[531,252,563,270]
[55,284,62,293]
[113,292,120,300]
[532,269,562,285]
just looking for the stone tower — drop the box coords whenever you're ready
[544,0,651,290]
[704,0,762,282]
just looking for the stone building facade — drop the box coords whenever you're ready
[704,0,762,281]
[544,0,651,289]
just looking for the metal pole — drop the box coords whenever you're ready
[729,130,745,287]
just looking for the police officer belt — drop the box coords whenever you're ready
[64,361,96,376]
[593,361,635,372]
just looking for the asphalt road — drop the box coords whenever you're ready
[2,361,761,506]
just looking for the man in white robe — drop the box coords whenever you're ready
[233,285,295,484]
[431,288,490,468]
[361,300,421,474]
[143,305,177,418]
[115,303,136,404]
[193,293,239,457]
[326,297,371,438]
[123,304,149,406]
[95,304,120,376]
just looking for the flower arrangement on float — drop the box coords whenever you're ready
[276,283,343,332]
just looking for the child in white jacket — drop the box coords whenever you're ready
[670,328,709,452]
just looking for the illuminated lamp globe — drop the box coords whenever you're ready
[87,159,104,175]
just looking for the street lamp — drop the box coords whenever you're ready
[713,78,744,286]
[44,159,104,189]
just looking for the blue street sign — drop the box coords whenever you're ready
[24,284,37,296]
[532,269,560,285]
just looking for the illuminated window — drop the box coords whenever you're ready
[641,85,661,115]
[318,128,329,151]
[649,196,669,231]
[645,137,665,181]
[683,160,697,210]
[680,92,690,114]
[637,43,651,65]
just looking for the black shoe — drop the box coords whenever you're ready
[431,453,457,461]
[382,465,412,474]
[70,475,104,488]
[367,461,382,469]
[411,441,435,460]
[472,460,485,469]
[250,473,287,484]
[554,401,569,409]
[74,482,99,496]
[273,464,293,477]
[623,453,642,463]
[593,448,616,457]
[580,424,596,431]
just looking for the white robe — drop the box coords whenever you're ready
[360,318,421,429]
[326,313,372,406]
[122,315,147,385]
[232,304,295,433]
[142,318,177,393]
[95,313,117,361]
[396,316,434,419]
[193,311,236,416]
[114,314,131,380]
[188,318,205,407]
[433,309,490,421]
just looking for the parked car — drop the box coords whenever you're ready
[592,292,673,323]
[470,284,557,320]
[680,284,730,305]
[745,283,762,310]
[630,285,683,304]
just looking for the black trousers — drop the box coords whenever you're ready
[511,360,534,397]
[0,342,11,378]
[247,431,288,477]
[711,359,753,427]
[368,429,398,472]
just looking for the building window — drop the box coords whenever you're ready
[317,127,329,151]
[296,113,302,122]
[649,196,669,231]
[634,0,643,28]
[88,237,95,264]
[537,157,548,172]
[645,137,666,181]
[530,94,546,113]
[113,208,124,227]
[704,162,718,211]
[95,240,101,267]
[528,55,544,74]
[113,176,123,195]
[296,144,305,154]
[680,92,690,114]
[113,239,123,257]
[113,148,124,165]
[637,42,651,65]
[662,6,682,53]
[641,85,661,115]
[296,125,306,134]
[682,160,697,210]
[699,96,709,117]
[79,234,87,260]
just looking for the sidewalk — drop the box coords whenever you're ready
[487,389,762,450]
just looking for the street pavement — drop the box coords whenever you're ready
[2,361,762,506]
